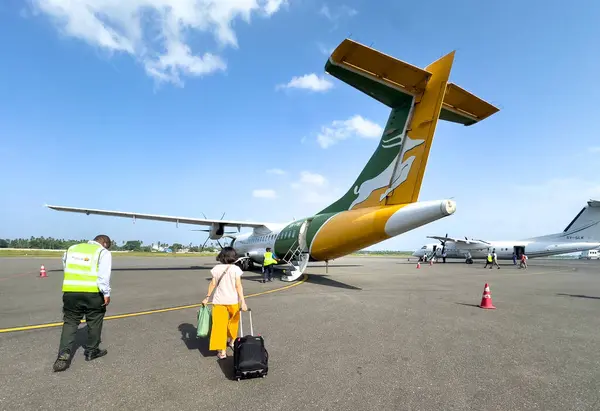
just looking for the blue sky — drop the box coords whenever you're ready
[1,0,599,250]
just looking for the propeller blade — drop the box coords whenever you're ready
[200,236,210,252]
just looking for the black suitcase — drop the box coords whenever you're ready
[233,309,268,380]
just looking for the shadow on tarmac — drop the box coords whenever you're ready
[454,302,483,309]
[305,274,362,290]
[57,325,101,368]
[557,293,600,300]
[178,323,237,380]
[178,323,215,357]
[217,357,236,380]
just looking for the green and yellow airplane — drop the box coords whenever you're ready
[47,38,500,281]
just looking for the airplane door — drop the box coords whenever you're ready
[513,246,525,257]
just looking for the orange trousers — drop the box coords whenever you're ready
[209,304,240,351]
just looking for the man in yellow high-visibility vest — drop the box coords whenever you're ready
[53,234,113,372]
[262,247,279,283]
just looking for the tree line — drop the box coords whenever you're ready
[0,237,219,253]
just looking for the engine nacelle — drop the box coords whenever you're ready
[208,223,225,240]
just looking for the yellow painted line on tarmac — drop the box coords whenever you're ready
[0,274,308,334]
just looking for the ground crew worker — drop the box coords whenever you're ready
[484,252,493,268]
[262,247,278,283]
[53,234,113,372]
[492,249,500,269]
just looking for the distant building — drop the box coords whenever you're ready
[150,243,168,252]
[579,247,600,259]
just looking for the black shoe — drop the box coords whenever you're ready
[84,348,107,361]
[53,351,71,372]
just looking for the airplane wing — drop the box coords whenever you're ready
[427,235,490,246]
[45,205,273,231]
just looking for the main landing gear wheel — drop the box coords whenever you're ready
[238,258,251,271]
[466,258,473,264]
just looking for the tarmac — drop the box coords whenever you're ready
[1,255,599,411]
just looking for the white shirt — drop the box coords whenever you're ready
[63,240,112,296]
[211,264,243,305]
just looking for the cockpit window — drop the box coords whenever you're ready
[421,246,427,249]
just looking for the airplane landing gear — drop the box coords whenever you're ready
[237,257,252,271]
[465,258,473,264]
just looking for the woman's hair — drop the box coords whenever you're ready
[216,246,238,264]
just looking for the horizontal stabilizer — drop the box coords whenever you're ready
[328,38,431,98]
[325,39,499,126]
[441,83,500,126]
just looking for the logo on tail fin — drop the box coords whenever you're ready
[349,129,424,210]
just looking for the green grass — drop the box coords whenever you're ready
[0,249,218,258]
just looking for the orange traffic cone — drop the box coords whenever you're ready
[39,265,47,278]
[416,262,421,269]
[479,283,496,309]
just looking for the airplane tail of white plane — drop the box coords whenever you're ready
[528,200,600,242]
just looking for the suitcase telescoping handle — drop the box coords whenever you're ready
[238,308,254,337]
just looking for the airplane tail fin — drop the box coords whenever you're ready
[530,200,600,242]
[318,39,499,214]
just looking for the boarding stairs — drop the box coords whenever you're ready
[279,240,309,282]
[425,251,438,261]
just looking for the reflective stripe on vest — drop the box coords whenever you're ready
[62,242,103,293]
[263,252,276,266]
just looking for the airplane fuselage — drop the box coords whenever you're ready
[413,240,600,261]
[233,200,457,269]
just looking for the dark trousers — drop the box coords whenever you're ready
[263,265,274,281]
[58,292,106,355]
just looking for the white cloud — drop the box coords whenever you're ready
[317,42,335,56]
[290,171,340,204]
[266,168,286,175]
[588,147,600,153]
[31,0,288,86]
[319,4,357,21]
[276,73,334,92]
[299,171,326,186]
[252,189,278,199]
[316,115,383,148]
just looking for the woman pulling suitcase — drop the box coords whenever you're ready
[202,247,248,360]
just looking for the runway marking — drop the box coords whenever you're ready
[0,274,308,334]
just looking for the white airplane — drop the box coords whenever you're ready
[412,200,600,264]
[45,38,499,281]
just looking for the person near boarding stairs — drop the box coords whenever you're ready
[202,247,248,360]
[262,247,279,283]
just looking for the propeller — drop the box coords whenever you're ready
[189,212,234,251]
[441,233,448,254]
[436,233,449,255]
